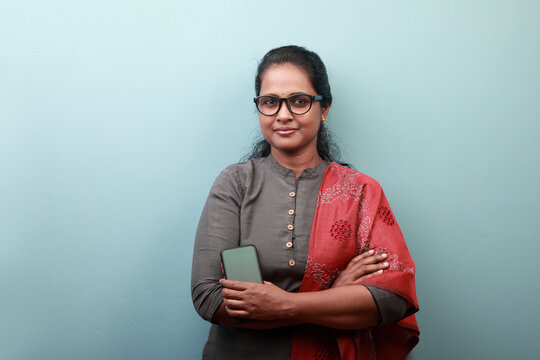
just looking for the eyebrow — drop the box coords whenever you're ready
[259,92,310,97]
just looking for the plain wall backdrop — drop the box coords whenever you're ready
[1,1,539,359]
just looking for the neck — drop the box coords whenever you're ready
[271,147,323,179]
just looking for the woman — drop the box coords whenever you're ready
[191,45,419,359]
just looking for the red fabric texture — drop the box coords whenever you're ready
[291,163,419,359]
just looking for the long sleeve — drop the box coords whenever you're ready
[366,285,408,324]
[191,166,243,322]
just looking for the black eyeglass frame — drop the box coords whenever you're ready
[253,93,324,116]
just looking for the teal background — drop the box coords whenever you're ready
[1,1,539,359]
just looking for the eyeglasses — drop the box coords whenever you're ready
[253,93,323,116]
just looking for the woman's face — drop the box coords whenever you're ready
[258,62,329,157]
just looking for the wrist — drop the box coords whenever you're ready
[281,291,298,320]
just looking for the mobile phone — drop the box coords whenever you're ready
[220,245,263,284]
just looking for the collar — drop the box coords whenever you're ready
[266,154,330,182]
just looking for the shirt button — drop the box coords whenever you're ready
[289,191,296,198]
[289,259,296,267]
[286,241,293,248]
[288,209,295,215]
[287,224,294,231]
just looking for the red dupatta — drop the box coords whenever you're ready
[291,163,419,360]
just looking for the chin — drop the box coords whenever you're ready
[272,144,313,156]
[269,140,301,152]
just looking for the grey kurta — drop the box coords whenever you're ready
[191,155,406,359]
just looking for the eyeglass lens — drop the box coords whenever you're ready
[256,94,313,115]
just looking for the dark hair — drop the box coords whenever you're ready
[244,45,346,165]
[255,45,332,108]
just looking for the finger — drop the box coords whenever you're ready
[357,249,375,260]
[222,288,245,300]
[350,253,388,268]
[374,253,388,263]
[349,250,375,265]
[223,298,245,310]
[362,261,389,274]
[349,252,385,267]
[225,307,250,318]
[220,278,250,290]
[344,256,386,276]
[348,262,389,280]
[363,253,388,264]
[355,269,384,283]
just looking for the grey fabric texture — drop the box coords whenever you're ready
[366,286,408,325]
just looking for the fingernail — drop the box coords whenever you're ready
[382,253,387,258]
[383,262,389,267]
[369,250,374,254]
[378,270,383,274]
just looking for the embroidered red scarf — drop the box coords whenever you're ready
[291,163,419,359]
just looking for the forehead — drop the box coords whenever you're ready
[260,63,315,95]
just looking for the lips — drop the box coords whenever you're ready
[274,127,298,136]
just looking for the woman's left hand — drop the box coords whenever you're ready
[331,250,388,288]
[220,279,291,320]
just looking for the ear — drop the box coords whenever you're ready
[321,104,331,119]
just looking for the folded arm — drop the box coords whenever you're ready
[221,279,380,330]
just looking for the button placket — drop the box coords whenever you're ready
[286,184,298,264]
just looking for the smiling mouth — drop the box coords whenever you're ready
[274,128,298,136]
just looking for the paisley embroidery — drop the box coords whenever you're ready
[377,247,415,274]
[304,256,340,289]
[319,163,364,204]
[356,200,413,273]
[357,199,373,253]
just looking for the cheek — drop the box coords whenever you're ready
[258,116,272,133]
[307,115,321,133]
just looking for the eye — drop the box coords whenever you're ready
[259,96,277,106]
[290,95,310,106]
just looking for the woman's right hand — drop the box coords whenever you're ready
[331,250,389,288]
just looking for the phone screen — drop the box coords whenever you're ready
[220,245,263,283]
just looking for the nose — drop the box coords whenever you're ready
[276,99,293,122]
